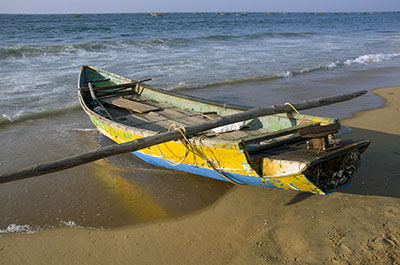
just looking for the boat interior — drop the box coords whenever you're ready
[79,67,285,140]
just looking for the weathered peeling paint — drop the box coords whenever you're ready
[91,117,258,178]
[263,159,307,177]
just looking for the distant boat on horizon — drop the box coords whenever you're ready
[150,13,164,17]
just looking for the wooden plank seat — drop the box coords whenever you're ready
[120,114,168,132]
[102,97,160,113]
[116,108,211,132]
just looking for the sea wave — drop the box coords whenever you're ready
[344,52,400,65]
[0,43,109,59]
[0,38,195,59]
[171,51,400,91]
[0,31,318,60]
[171,72,299,91]
[202,32,315,41]
[170,63,335,90]
[201,35,238,41]
[0,103,81,127]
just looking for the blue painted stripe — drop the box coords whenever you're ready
[133,151,270,188]
[131,151,349,195]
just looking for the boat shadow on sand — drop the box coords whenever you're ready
[286,126,400,205]
[340,127,400,198]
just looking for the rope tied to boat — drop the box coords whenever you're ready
[155,125,189,166]
[155,124,243,185]
[284,102,301,115]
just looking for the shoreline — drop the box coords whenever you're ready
[1,86,399,264]
[342,86,400,134]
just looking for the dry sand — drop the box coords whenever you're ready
[1,86,399,265]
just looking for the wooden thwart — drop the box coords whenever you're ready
[102,97,160,113]
[299,123,340,137]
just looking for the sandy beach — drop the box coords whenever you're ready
[1,86,399,265]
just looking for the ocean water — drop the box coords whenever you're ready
[1,12,400,235]
[1,12,400,124]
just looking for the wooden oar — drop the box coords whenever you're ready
[0,90,367,184]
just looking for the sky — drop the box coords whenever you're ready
[0,0,400,14]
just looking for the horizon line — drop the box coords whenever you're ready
[1,10,399,15]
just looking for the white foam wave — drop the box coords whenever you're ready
[344,52,400,65]
[326,61,340,69]
[58,220,105,231]
[1,112,24,124]
[171,81,188,90]
[274,52,400,81]
[61,220,78,227]
[0,114,12,125]
[277,71,293,78]
[0,221,105,237]
[0,224,40,236]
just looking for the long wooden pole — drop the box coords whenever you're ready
[0,90,367,184]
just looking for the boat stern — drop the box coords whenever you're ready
[258,140,370,195]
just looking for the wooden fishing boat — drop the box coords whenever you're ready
[77,65,369,195]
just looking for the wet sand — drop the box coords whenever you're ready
[1,86,399,264]
[0,109,232,231]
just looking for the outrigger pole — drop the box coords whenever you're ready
[0,90,367,184]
